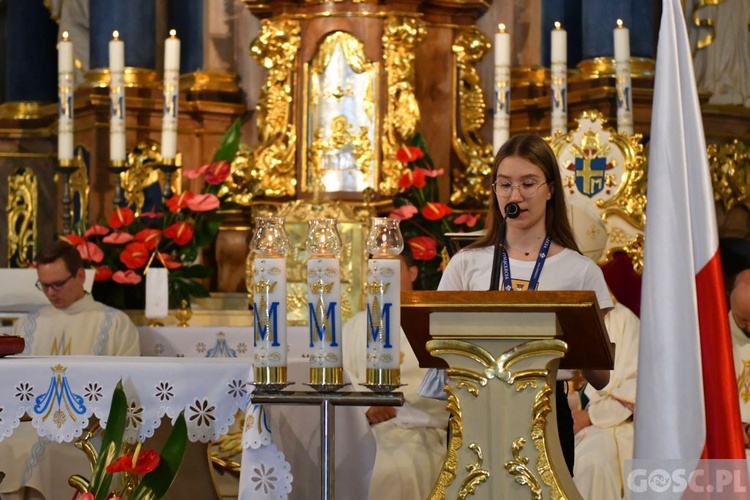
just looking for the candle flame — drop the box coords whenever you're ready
[169,29,177,37]
[112,30,120,40]
[62,31,70,41]
[498,23,506,33]
[554,21,562,30]
[617,19,624,28]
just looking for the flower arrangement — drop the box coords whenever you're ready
[390,135,484,290]
[64,120,242,310]
[71,382,187,500]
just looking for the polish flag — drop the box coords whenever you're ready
[633,0,745,462]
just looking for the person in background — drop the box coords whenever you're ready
[730,269,750,455]
[342,245,448,500]
[1,241,139,500]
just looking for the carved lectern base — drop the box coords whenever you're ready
[427,338,582,500]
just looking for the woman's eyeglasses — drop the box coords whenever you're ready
[35,274,74,292]
[492,180,549,199]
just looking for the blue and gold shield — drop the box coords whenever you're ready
[574,157,607,197]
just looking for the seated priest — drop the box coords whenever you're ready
[0,241,140,500]
[570,299,639,500]
[730,269,750,456]
[342,246,448,500]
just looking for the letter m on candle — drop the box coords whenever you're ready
[253,301,280,347]
[366,298,393,348]
[308,301,339,347]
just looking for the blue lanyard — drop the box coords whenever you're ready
[500,235,552,291]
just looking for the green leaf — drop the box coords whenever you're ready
[171,265,213,279]
[211,119,242,162]
[129,412,188,500]
[89,381,128,500]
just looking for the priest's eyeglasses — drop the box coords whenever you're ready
[492,179,549,198]
[35,274,74,292]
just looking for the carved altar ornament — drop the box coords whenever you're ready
[451,25,494,208]
[550,110,646,273]
[119,140,180,215]
[302,31,378,194]
[708,139,750,212]
[247,18,301,198]
[7,167,38,268]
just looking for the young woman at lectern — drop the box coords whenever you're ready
[421,134,613,474]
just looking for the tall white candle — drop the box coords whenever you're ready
[365,258,401,379]
[493,23,511,152]
[58,31,74,162]
[550,21,567,136]
[253,257,288,371]
[161,29,180,161]
[109,30,126,163]
[307,257,343,380]
[614,19,633,134]
[145,267,169,319]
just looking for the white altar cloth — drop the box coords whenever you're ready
[0,356,252,444]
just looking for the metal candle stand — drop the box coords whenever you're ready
[57,158,80,235]
[158,158,179,200]
[251,389,404,500]
[109,160,129,209]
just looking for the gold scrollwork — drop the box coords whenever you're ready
[530,383,566,499]
[692,0,723,52]
[249,18,301,198]
[708,139,750,212]
[7,167,38,267]
[458,443,490,499]
[380,15,425,197]
[451,26,494,207]
[429,385,463,500]
[69,150,89,226]
[504,437,543,499]
[120,141,181,214]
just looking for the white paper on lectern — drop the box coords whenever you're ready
[145,268,169,318]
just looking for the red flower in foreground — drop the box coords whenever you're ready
[94,266,113,282]
[396,146,424,163]
[205,161,231,185]
[186,193,220,212]
[120,242,150,269]
[182,164,208,180]
[112,270,142,285]
[134,229,162,250]
[159,253,183,269]
[415,166,444,178]
[103,231,134,245]
[389,205,418,220]
[106,448,160,476]
[164,221,194,246]
[109,207,135,229]
[408,236,438,261]
[77,242,104,263]
[166,192,195,213]
[454,212,481,228]
[60,234,85,247]
[84,224,110,237]
[422,202,452,221]
[398,169,426,190]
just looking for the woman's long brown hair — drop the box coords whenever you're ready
[469,134,581,253]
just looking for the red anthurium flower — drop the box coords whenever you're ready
[94,265,113,282]
[454,212,480,228]
[395,146,424,164]
[106,448,160,475]
[166,191,195,213]
[398,169,426,190]
[204,161,231,185]
[84,224,110,237]
[60,234,86,246]
[120,242,150,269]
[164,221,194,246]
[159,253,183,269]
[77,242,104,263]
[422,202,452,221]
[111,270,142,285]
[408,236,438,261]
[134,229,162,250]
[389,205,418,220]
[140,208,163,219]
[182,164,209,180]
[109,207,135,229]
[103,231,135,245]
[415,167,444,178]
[79,493,95,500]
[186,193,220,212]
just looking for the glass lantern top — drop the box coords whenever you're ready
[365,217,404,257]
[251,216,290,257]
[305,218,343,257]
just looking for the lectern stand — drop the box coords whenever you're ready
[401,291,613,500]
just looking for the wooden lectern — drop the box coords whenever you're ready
[401,290,614,500]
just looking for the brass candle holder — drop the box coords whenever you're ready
[158,157,179,200]
[109,159,129,209]
[57,158,81,235]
